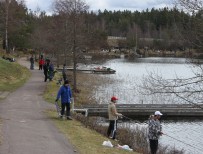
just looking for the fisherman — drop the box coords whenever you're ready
[148,111,163,154]
[107,96,122,141]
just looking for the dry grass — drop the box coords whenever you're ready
[0,58,30,91]
[44,69,184,154]
[49,71,114,106]
[47,111,139,154]
[0,118,2,145]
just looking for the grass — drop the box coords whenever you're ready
[0,58,31,91]
[0,118,2,145]
[43,70,113,106]
[47,111,138,154]
[44,72,139,154]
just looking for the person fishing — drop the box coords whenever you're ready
[107,96,122,141]
[148,111,163,154]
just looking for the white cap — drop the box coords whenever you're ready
[154,111,163,116]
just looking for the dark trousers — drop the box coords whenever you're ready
[63,74,67,82]
[107,120,117,139]
[39,65,43,70]
[30,63,34,70]
[61,103,71,117]
[149,139,158,154]
[44,71,48,82]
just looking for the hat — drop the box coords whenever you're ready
[64,80,69,84]
[154,111,163,116]
[111,96,118,101]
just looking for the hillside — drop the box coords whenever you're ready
[0,58,30,91]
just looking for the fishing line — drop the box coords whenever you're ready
[122,115,203,152]
[164,134,203,152]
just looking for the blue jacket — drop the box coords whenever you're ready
[56,85,72,104]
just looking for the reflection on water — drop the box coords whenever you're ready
[91,57,203,154]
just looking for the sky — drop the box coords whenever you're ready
[25,0,173,14]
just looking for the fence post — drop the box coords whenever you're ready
[71,97,74,113]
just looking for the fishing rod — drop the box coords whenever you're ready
[164,134,203,153]
[122,114,203,153]
[121,115,148,124]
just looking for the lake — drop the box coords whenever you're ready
[90,57,203,154]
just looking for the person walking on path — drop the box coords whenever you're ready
[48,61,54,81]
[55,80,72,120]
[30,55,34,70]
[148,111,163,154]
[107,96,122,140]
[0,57,77,154]
[39,57,45,70]
[43,59,50,82]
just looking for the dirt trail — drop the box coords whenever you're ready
[0,57,77,154]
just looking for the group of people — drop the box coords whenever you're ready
[107,96,163,154]
[55,84,163,154]
[30,54,162,153]
[43,59,54,82]
[29,55,55,82]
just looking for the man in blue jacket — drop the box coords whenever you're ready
[55,80,72,120]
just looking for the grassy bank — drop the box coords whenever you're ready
[0,118,2,145]
[0,58,30,91]
[44,72,139,154]
[47,111,137,154]
[44,70,185,154]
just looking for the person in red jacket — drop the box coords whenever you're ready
[39,58,45,70]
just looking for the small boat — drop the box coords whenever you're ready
[92,66,116,74]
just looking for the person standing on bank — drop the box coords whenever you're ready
[55,80,72,120]
[62,64,67,82]
[148,111,163,154]
[107,96,122,140]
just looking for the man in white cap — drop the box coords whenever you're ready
[148,111,163,154]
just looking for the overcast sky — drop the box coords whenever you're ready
[25,0,173,14]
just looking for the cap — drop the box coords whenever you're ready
[111,96,118,101]
[64,80,69,84]
[154,111,163,116]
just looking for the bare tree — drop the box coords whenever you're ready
[174,0,203,50]
[138,0,203,108]
[138,63,203,109]
[175,0,203,13]
[52,0,89,92]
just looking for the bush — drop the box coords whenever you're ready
[73,114,185,154]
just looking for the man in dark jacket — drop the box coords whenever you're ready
[43,59,50,82]
[55,80,72,120]
[30,55,34,70]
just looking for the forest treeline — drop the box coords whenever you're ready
[0,0,202,54]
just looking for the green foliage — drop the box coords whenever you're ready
[0,0,202,52]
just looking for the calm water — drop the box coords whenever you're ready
[91,57,203,154]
